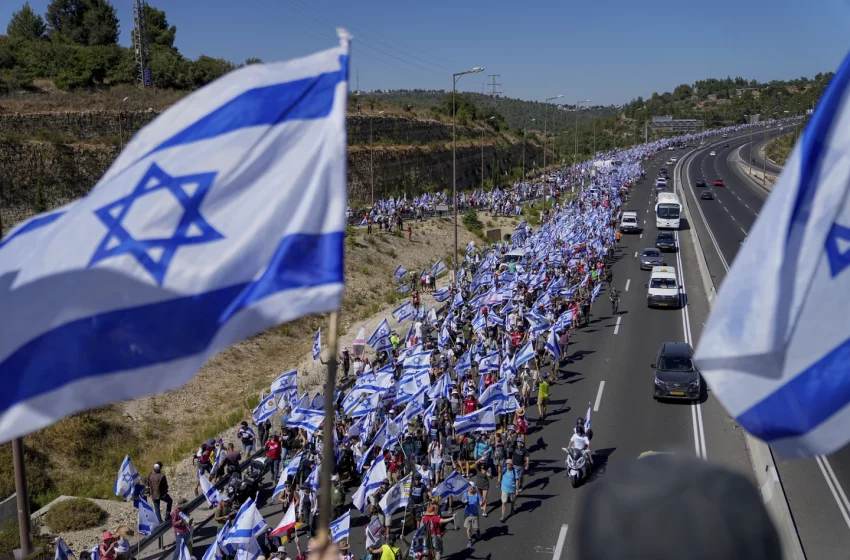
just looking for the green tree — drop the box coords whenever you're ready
[244,57,262,65]
[7,2,46,40]
[144,5,176,49]
[81,0,119,45]
[45,0,118,46]
[189,55,235,88]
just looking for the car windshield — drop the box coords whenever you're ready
[657,233,673,241]
[656,205,680,219]
[650,278,677,289]
[659,356,695,372]
[642,249,661,257]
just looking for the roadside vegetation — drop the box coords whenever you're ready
[765,133,796,167]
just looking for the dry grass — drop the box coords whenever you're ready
[43,498,106,533]
[0,83,187,113]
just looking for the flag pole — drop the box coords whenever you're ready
[12,437,33,557]
[316,310,340,548]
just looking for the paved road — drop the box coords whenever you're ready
[144,139,760,560]
[682,132,850,560]
[737,128,794,176]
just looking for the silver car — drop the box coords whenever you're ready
[640,248,665,270]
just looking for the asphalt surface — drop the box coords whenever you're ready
[682,132,850,559]
[737,128,793,176]
[144,142,761,560]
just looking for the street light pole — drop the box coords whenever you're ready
[370,110,384,207]
[452,66,483,279]
[543,94,563,215]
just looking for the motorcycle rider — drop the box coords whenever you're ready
[567,425,593,471]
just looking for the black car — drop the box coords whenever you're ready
[723,143,730,147]
[659,168,668,177]
[700,190,714,200]
[653,342,701,401]
[655,231,676,252]
[695,179,707,188]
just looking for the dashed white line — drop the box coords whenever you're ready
[643,220,646,224]
[613,316,622,335]
[740,226,747,235]
[639,233,643,239]
[730,216,736,222]
[593,381,606,412]
[552,525,569,560]
[634,251,638,258]
[625,278,631,292]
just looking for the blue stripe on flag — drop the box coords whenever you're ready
[737,334,850,442]
[146,67,347,159]
[0,211,67,249]
[0,231,343,411]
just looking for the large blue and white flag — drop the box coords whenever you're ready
[452,290,464,308]
[397,283,410,294]
[545,328,561,362]
[455,349,472,374]
[392,301,416,323]
[270,369,297,396]
[352,457,388,512]
[114,455,140,499]
[0,38,351,442]
[402,349,431,371]
[394,369,430,406]
[453,406,496,435]
[432,470,473,499]
[478,351,500,375]
[199,473,224,507]
[286,406,325,434]
[433,286,452,302]
[394,265,408,282]
[223,498,268,547]
[312,328,322,360]
[56,537,75,560]
[694,50,850,458]
[431,259,447,277]
[513,341,535,368]
[252,393,278,425]
[329,510,351,543]
[379,474,411,514]
[137,496,160,536]
[366,318,393,352]
[427,372,452,401]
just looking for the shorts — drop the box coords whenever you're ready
[476,478,490,492]
[501,491,515,504]
[464,515,479,529]
[538,396,549,407]
[430,535,444,554]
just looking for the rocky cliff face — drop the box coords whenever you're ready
[0,111,538,232]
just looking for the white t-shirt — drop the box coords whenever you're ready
[569,434,590,451]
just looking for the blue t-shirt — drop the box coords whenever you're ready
[501,468,517,493]
[463,492,480,517]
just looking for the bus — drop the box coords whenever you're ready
[655,192,681,229]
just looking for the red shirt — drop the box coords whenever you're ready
[463,397,477,415]
[422,515,445,537]
[265,440,281,460]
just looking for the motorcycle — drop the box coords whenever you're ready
[563,447,591,488]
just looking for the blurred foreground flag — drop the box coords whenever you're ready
[695,50,850,458]
[0,33,351,443]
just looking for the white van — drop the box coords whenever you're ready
[620,211,640,233]
[646,266,680,308]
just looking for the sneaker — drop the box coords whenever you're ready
[499,516,506,523]
[482,510,488,518]
[467,540,473,550]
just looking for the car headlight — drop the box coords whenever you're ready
[689,379,701,390]
[655,378,666,388]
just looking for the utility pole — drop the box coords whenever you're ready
[356,68,359,95]
[487,75,502,97]
[132,0,152,87]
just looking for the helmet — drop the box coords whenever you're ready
[227,465,237,474]
[414,473,422,481]
[576,417,585,428]
[575,425,586,436]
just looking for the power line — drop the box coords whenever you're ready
[487,74,502,97]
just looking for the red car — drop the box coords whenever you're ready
[713,178,725,186]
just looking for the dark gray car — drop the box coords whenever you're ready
[652,342,701,401]
[640,248,665,270]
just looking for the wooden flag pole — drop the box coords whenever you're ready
[315,311,340,548]
[12,437,33,557]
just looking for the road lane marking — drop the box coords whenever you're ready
[740,226,747,235]
[552,525,569,560]
[634,251,638,257]
[639,233,643,239]
[815,456,850,530]
[625,278,631,292]
[594,381,606,412]
[613,316,621,335]
[643,219,646,224]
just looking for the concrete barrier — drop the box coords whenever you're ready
[0,492,18,524]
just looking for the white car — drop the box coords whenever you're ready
[668,147,675,151]
[671,157,678,162]
[709,151,716,156]
[666,159,673,165]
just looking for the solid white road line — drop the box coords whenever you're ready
[625,278,631,292]
[634,251,638,257]
[552,525,569,560]
[613,316,622,335]
[594,381,606,412]
[815,456,850,530]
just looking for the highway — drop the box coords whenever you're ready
[682,131,850,559]
[144,142,764,560]
[737,127,794,176]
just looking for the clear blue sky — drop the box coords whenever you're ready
[2,0,848,105]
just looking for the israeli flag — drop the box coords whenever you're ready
[545,328,561,362]
[591,283,602,301]
[432,470,473,499]
[427,372,452,400]
[199,473,224,507]
[455,349,472,374]
[352,456,388,512]
[453,405,496,435]
[270,369,297,396]
[0,38,352,442]
[114,455,139,499]
[286,406,325,434]
[513,341,535,368]
[403,350,431,371]
[472,310,487,333]
[394,264,408,282]
[252,393,277,424]
[452,290,464,308]
[329,510,351,543]
[399,394,426,426]
[395,370,430,406]
[55,537,75,560]
[176,541,192,560]
[433,286,452,302]
[86,547,100,560]
[397,283,411,294]
[343,390,381,418]
[312,328,321,360]
[223,498,268,547]
[500,357,517,379]
[137,496,160,536]
[392,301,416,323]
[584,402,592,431]
[438,324,451,349]
[478,351,500,375]
[555,310,574,330]
[695,51,850,458]
[423,399,438,433]
[380,474,411,514]
[366,318,393,352]
[431,259,448,277]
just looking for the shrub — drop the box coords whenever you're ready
[0,517,46,556]
[462,208,483,231]
[43,498,106,533]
